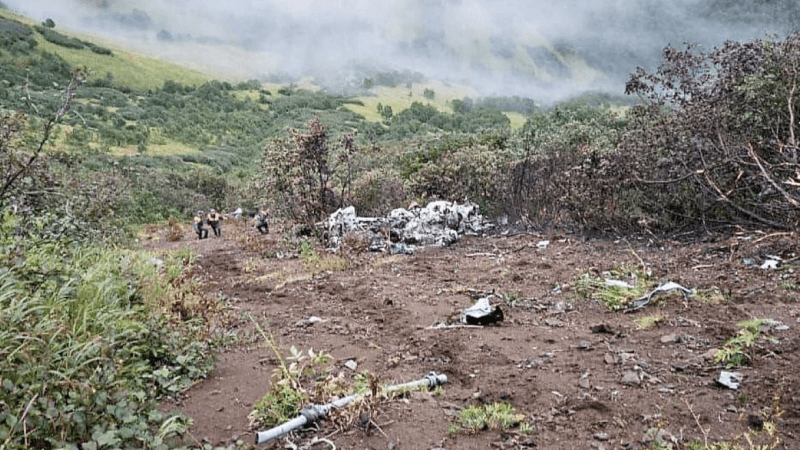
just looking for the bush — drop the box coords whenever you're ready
[34,25,85,49]
[351,167,407,216]
[623,33,800,231]
[0,17,37,54]
[0,216,219,448]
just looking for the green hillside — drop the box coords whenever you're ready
[2,4,800,449]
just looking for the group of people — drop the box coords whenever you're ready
[193,209,223,239]
[192,206,270,240]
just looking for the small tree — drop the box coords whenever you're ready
[381,105,393,122]
[423,88,435,100]
[255,116,333,227]
[0,75,80,210]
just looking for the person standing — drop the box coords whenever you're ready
[206,208,222,237]
[255,206,270,234]
[193,211,208,239]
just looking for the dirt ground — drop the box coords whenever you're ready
[147,219,800,450]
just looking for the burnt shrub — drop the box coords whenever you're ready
[622,33,800,231]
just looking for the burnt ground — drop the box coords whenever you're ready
[145,219,800,450]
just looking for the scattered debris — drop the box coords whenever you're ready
[254,373,448,444]
[760,257,781,270]
[536,240,550,249]
[625,282,694,312]
[326,201,492,252]
[295,316,326,328]
[716,371,742,390]
[462,296,504,326]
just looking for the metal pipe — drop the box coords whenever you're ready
[255,372,447,445]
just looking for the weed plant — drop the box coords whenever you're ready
[449,402,528,435]
[574,264,653,311]
[714,319,766,367]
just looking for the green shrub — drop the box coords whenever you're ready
[0,213,220,448]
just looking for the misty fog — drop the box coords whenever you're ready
[6,0,798,102]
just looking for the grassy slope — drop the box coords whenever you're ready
[0,9,212,91]
[36,38,212,91]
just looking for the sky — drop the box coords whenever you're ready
[5,0,797,102]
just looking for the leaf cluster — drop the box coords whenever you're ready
[0,216,221,448]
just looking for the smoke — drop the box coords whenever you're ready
[6,0,797,102]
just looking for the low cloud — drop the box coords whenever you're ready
[7,0,796,102]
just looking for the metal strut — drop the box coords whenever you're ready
[254,371,448,445]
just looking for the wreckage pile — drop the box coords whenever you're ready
[326,201,492,253]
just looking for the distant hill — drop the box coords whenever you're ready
[6,0,798,103]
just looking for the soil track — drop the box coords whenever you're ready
[145,219,800,450]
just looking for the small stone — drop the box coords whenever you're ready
[594,432,610,441]
[579,377,591,389]
[344,359,358,371]
[590,323,614,334]
[747,414,764,430]
[545,318,564,327]
[656,429,675,445]
[660,333,678,344]
[621,371,641,386]
[604,353,616,365]
[701,348,719,360]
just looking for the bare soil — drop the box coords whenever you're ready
[145,219,800,450]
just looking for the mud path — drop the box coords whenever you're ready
[145,221,800,449]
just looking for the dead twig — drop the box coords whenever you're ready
[752,231,796,244]
[684,398,709,448]
[747,142,799,207]
[426,323,483,330]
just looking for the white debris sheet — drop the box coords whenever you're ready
[326,201,492,252]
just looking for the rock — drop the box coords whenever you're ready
[604,353,617,365]
[700,348,719,360]
[747,414,764,430]
[590,323,615,334]
[594,432,610,441]
[545,318,564,327]
[621,371,641,386]
[660,333,679,344]
[656,429,675,445]
[344,359,358,371]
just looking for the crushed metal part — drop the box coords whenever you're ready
[716,371,742,390]
[326,201,492,252]
[462,296,504,326]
